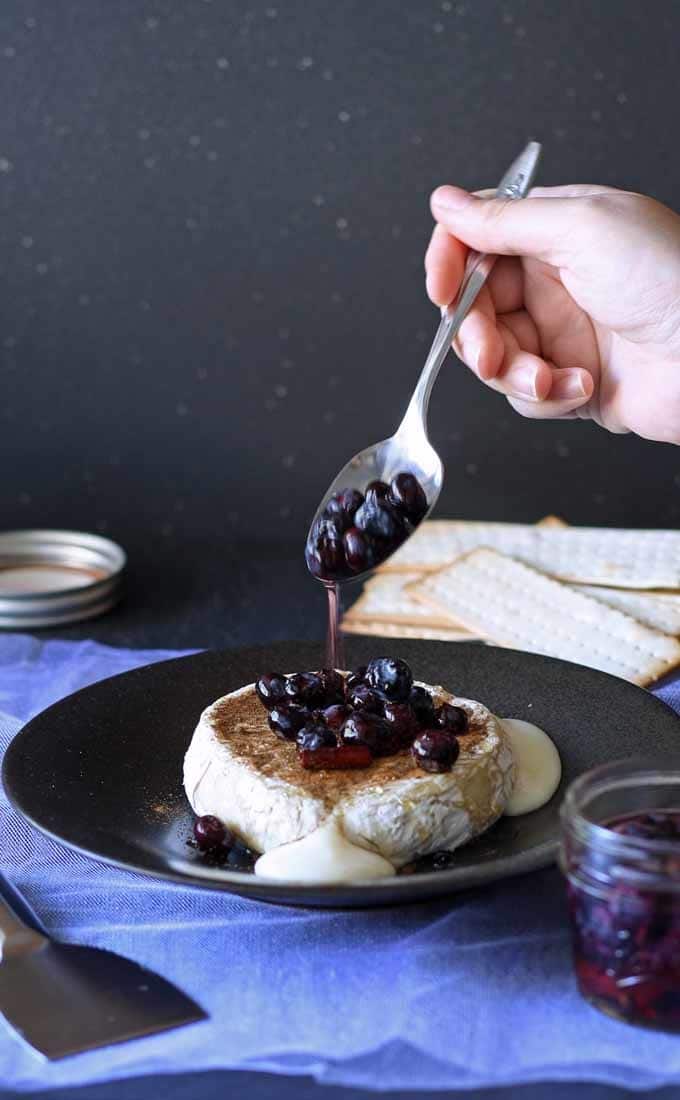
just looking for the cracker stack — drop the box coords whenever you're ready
[341,518,680,686]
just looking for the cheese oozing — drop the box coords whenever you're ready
[254,818,395,882]
[500,719,562,816]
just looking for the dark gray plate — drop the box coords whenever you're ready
[4,640,680,907]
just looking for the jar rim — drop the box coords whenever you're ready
[561,755,680,858]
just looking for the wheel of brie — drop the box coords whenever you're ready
[183,675,516,875]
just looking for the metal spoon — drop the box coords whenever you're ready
[306,141,542,590]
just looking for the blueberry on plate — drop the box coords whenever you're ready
[341,712,390,755]
[409,685,436,728]
[194,815,233,852]
[296,721,338,752]
[268,705,309,741]
[435,702,469,735]
[411,730,460,773]
[346,665,368,690]
[366,657,413,702]
[225,841,258,872]
[255,672,288,709]
[388,471,427,523]
[347,683,384,713]
[319,668,346,705]
[285,671,325,707]
[322,703,351,731]
[382,701,420,745]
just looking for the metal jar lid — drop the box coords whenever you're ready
[0,529,126,629]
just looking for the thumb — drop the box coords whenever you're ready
[430,186,576,262]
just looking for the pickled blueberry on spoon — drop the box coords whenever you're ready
[305,469,429,581]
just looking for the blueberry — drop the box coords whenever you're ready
[324,542,347,577]
[409,685,436,728]
[296,721,338,751]
[347,683,384,713]
[388,471,427,523]
[413,850,456,872]
[306,552,321,577]
[323,495,351,531]
[305,514,350,579]
[611,812,679,841]
[343,526,375,574]
[366,657,413,701]
[346,665,368,690]
[323,703,351,731]
[411,730,460,773]
[324,488,364,531]
[365,479,390,506]
[435,703,469,735]
[319,668,346,705]
[383,701,419,745]
[255,672,288,710]
[314,516,344,543]
[226,842,258,872]
[341,712,390,755]
[355,500,405,543]
[309,522,347,579]
[194,815,232,852]
[285,671,325,707]
[268,705,309,741]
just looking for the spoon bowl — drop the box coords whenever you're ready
[306,415,443,586]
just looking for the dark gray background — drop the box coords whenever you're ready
[1,0,680,649]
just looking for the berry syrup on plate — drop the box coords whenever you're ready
[563,807,680,1031]
[305,471,428,668]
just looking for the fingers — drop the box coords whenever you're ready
[453,308,550,400]
[430,187,577,262]
[424,224,466,307]
[453,311,592,411]
[497,309,541,355]
[507,368,594,419]
[453,287,504,382]
[486,256,524,314]
[490,323,552,401]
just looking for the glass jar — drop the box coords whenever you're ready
[559,758,680,1031]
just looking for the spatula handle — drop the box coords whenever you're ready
[0,872,48,961]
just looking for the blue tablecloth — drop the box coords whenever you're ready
[2,633,680,1094]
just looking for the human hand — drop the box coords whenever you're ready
[425,184,680,443]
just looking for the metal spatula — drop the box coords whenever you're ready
[0,872,206,1059]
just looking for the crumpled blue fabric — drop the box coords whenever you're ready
[2,632,680,1093]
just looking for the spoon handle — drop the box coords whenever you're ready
[402,140,542,431]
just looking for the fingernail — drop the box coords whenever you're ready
[510,366,539,399]
[431,186,471,212]
[553,371,588,400]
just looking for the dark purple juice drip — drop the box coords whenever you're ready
[325,582,344,670]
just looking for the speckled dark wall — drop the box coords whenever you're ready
[2,0,680,560]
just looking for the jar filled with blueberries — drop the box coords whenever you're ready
[560,759,680,1031]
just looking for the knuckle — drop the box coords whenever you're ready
[484,198,514,227]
